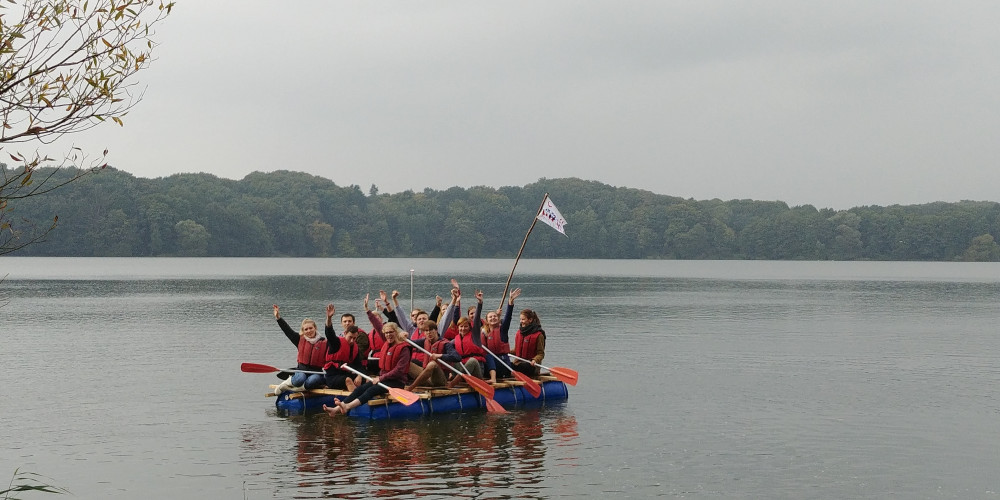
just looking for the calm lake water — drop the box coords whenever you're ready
[2,258,1000,499]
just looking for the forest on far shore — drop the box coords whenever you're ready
[6,166,1000,261]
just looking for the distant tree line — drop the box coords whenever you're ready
[5,166,1000,261]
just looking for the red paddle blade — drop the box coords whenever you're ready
[463,374,495,400]
[548,366,578,386]
[388,388,420,406]
[485,397,508,413]
[241,362,280,373]
[514,371,542,398]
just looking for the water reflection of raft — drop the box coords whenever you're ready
[271,376,569,418]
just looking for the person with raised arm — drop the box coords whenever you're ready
[322,322,412,416]
[320,303,361,391]
[477,288,519,383]
[335,305,368,387]
[363,293,387,375]
[390,289,430,366]
[510,306,546,378]
[272,304,328,395]
[446,287,489,385]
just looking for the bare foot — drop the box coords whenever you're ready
[322,404,341,417]
[345,378,356,391]
[336,399,349,414]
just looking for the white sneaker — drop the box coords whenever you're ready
[274,380,293,396]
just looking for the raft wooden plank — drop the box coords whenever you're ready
[302,388,353,396]
[427,387,476,397]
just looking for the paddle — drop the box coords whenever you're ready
[337,364,420,406]
[483,347,542,398]
[404,339,496,401]
[508,355,579,386]
[241,362,323,375]
[240,362,419,406]
[455,357,507,414]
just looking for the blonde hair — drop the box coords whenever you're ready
[299,319,317,336]
[382,322,404,342]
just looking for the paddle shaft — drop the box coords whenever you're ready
[340,363,396,393]
[509,354,553,372]
[405,338,467,378]
[277,367,325,375]
[483,346,516,373]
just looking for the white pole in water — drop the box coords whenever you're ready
[409,269,415,313]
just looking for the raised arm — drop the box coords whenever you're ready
[471,290,485,347]
[392,290,417,333]
[274,304,300,346]
[440,287,459,330]
[429,295,443,323]
[324,303,335,336]
[364,294,386,341]
[499,288,520,342]
[321,303,347,353]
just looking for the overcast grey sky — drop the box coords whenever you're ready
[60,1,1000,210]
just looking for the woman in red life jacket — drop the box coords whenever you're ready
[272,304,328,395]
[475,288,520,383]
[322,322,412,416]
[446,315,488,388]
[320,303,361,390]
[510,308,545,378]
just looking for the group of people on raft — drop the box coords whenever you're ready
[270,282,547,417]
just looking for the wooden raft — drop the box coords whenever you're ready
[267,376,557,406]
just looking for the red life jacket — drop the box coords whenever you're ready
[453,333,485,363]
[369,329,385,358]
[483,327,509,355]
[409,329,427,365]
[324,338,359,370]
[297,337,328,369]
[429,338,450,355]
[379,342,409,375]
[443,325,458,341]
[514,329,543,361]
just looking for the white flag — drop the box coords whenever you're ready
[536,195,568,235]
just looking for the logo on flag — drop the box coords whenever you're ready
[536,196,567,235]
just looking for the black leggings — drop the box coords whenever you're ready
[324,372,349,390]
[342,378,404,406]
[511,361,540,377]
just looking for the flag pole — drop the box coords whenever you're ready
[497,193,549,312]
